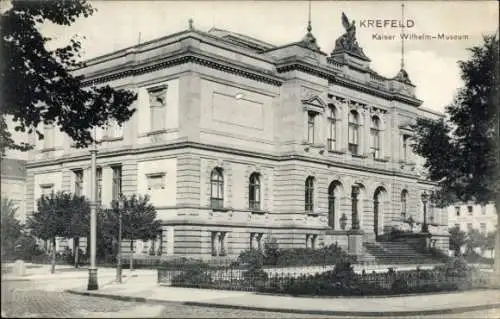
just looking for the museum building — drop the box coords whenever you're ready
[24,18,449,258]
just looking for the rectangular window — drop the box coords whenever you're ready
[455,206,460,216]
[370,128,380,158]
[147,173,165,190]
[73,169,84,197]
[467,205,473,215]
[40,184,54,197]
[348,125,359,154]
[455,223,460,229]
[103,120,123,140]
[402,135,410,162]
[112,165,122,201]
[307,112,315,144]
[96,167,102,205]
[148,85,167,132]
[480,223,486,233]
[43,125,55,149]
[467,223,473,231]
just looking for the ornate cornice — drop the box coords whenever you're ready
[82,47,283,87]
[26,141,422,180]
[276,61,336,81]
[333,76,422,107]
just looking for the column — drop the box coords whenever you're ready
[303,110,309,143]
[362,110,371,156]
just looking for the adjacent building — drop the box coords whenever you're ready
[24,18,449,259]
[447,203,497,234]
[1,157,27,222]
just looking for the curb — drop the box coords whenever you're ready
[65,289,500,317]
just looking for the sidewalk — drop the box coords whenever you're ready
[67,278,500,317]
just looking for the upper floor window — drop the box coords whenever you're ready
[370,116,381,158]
[307,112,316,144]
[210,168,224,209]
[401,189,408,218]
[480,223,486,233]
[73,169,84,197]
[327,106,336,151]
[103,120,123,140]
[467,205,473,215]
[348,110,359,155]
[248,173,261,210]
[148,85,167,132]
[43,124,55,149]
[305,176,314,213]
[96,167,102,205]
[112,165,122,201]
[402,135,411,162]
[455,206,460,216]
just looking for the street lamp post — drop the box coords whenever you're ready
[87,133,98,291]
[421,191,429,233]
[116,195,124,284]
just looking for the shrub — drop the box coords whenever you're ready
[238,249,264,269]
[263,236,280,266]
[171,262,212,287]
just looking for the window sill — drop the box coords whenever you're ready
[328,149,345,155]
[250,210,267,215]
[101,136,123,142]
[41,147,56,153]
[212,207,229,212]
[306,212,320,217]
[146,129,168,136]
[351,154,367,159]
[374,157,388,163]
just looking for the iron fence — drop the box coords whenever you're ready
[158,263,492,295]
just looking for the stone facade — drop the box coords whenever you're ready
[24,24,449,258]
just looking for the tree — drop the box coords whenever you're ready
[465,228,486,255]
[102,194,161,270]
[62,194,90,268]
[411,34,500,282]
[0,0,137,153]
[449,226,467,257]
[26,191,89,273]
[1,198,23,259]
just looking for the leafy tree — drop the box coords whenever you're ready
[465,228,486,255]
[449,226,467,257]
[1,198,23,259]
[61,194,90,268]
[26,191,89,273]
[102,194,161,270]
[0,0,137,153]
[411,35,500,282]
[485,231,497,259]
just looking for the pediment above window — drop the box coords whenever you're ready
[302,95,326,113]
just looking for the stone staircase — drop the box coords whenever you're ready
[363,241,447,265]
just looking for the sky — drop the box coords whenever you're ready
[37,0,499,113]
[3,0,499,159]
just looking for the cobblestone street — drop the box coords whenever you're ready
[2,280,498,318]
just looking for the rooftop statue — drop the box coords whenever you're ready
[333,12,369,60]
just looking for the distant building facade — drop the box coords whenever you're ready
[24,20,449,258]
[1,157,27,222]
[447,203,497,234]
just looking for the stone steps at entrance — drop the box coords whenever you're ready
[363,241,446,265]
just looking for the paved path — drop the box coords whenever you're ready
[68,280,500,317]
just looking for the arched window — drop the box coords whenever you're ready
[210,168,224,209]
[328,182,336,228]
[370,116,381,158]
[249,173,261,210]
[348,110,359,155]
[327,106,336,151]
[401,190,408,218]
[305,176,314,213]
